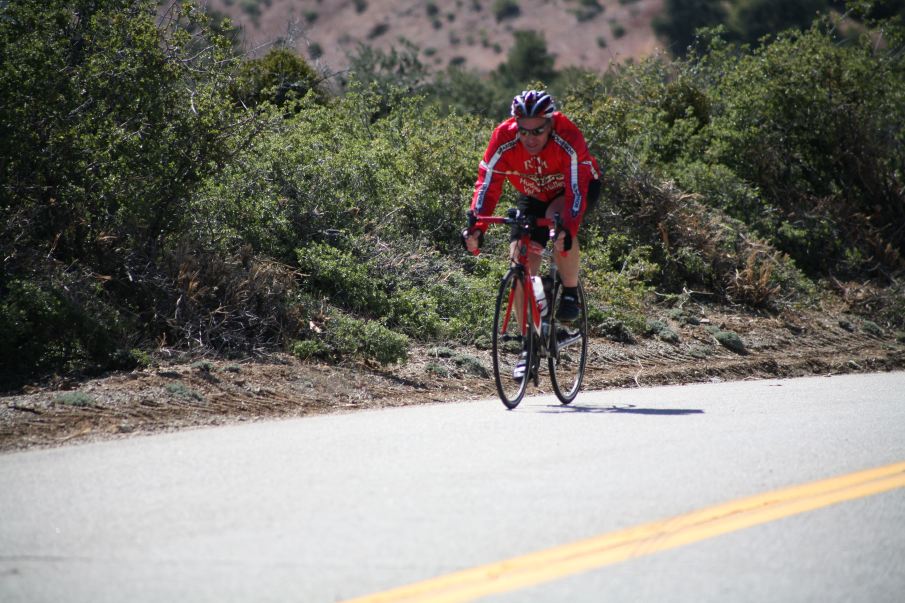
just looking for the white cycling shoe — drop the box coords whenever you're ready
[512,350,529,381]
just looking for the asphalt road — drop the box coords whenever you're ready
[1,372,904,602]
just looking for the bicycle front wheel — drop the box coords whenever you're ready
[548,280,588,404]
[492,269,533,409]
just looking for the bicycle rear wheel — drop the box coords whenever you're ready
[548,279,588,404]
[492,269,533,409]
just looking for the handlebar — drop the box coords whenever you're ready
[465,209,567,257]
[466,208,558,231]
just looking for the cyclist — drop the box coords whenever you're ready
[463,89,601,319]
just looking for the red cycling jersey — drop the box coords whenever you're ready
[470,112,600,238]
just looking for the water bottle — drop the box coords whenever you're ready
[532,275,548,317]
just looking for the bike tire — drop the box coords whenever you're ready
[548,279,588,404]
[492,269,533,409]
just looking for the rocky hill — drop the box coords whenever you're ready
[200,0,665,76]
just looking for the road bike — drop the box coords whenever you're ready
[467,209,589,409]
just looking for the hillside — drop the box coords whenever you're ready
[201,0,665,75]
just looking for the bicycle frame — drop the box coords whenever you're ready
[469,210,556,338]
[467,208,587,408]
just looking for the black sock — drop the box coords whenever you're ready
[562,287,578,299]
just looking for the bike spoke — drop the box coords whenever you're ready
[548,281,588,404]
[492,271,532,409]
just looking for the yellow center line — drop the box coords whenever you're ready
[341,460,905,603]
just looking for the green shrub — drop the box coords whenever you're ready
[426,362,451,377]
[454,354,489,377]
[55,392,95,407]
[654,0,728,55]
[581,232,658,330]
[291,339,328,361]
[130,349,153,369]
[322,312,409,365]
[231,47,326,110]
[572,0,604,22]
[703,26,905,276]
[861,320,884,337]
[496,30,557,90]
[713,330,747,354]
[0,279,132,389]
[728,0,828,45]
[493,0,520,21]
[1,0,246,383]
[297,243,390,317]
[166,382,204,401]
[646,319,680,343]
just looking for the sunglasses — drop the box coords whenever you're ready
[518,122,549,137]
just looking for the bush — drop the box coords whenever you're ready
[1,0,243,268]
[713,330,747,354]
[573,0,604,22]
[166,382,204,401]
[0,278,133,389]
[320,312,409,365]
[497,30,557,91]
[653,0,728,54]
[704,26,905,276]
[55,392,95,407]
[1,0,247,383]
[728,0,828,45]
[581,232,657,331]
[3,0,902,388]
[231,47,326,110]
[493,0,520,21]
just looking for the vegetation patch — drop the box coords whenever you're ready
[55,392,95,408]
[646,319,680,343]
[1,0,902,391]
[712,330,747,355]
[165,383,204,402]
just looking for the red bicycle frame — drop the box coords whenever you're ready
[470,213,556,338]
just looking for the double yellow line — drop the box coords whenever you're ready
[344,460,905,603]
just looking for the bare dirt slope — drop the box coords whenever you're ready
[3,299,903,451]
[200,0,665,75]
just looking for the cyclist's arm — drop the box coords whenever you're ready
[554,126,598,240]
[469,128,511,233]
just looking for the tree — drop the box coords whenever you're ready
[232,47,326,110]
[0,0,248,384]
[653,0,728,55]
[729,0,828,44]
[0,0,244,265]
[497,30,557,91]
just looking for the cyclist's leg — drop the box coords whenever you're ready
[554,237,580,286]
[545,179,599,289]
[544,196,580,287]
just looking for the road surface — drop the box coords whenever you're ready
[2,372,904,602]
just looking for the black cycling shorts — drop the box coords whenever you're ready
[510,178,601,245]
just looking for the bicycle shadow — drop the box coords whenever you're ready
[538,403,704,415]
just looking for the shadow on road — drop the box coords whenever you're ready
[539,404,704,415]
